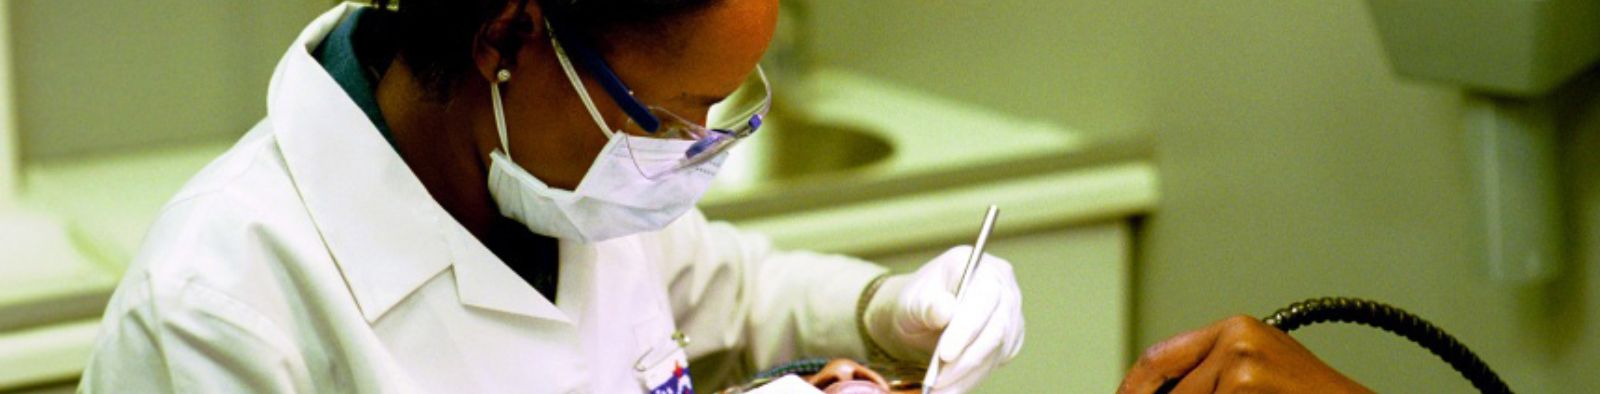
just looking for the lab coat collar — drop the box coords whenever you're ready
[267,4,567,325]
[444,221,572,323]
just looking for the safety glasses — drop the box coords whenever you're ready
[546,17,772,179]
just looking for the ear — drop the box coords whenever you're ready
[472,0,543,84]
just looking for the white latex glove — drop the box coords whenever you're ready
[865,246,1025,393]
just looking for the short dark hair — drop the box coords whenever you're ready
[383,0,720,102]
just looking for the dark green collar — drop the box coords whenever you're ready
[311,7,397,148]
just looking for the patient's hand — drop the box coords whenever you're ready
[1117,315,1373,394]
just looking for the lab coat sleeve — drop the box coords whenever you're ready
[654,209,889,370]
[79,270,312,393]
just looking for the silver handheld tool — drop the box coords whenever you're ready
[921,205,1000,394]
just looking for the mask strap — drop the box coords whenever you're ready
[548,21,616,138]
[490,82,513,159]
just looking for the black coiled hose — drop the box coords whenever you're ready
[748,297,1513,394]
[1262,297,1511,394]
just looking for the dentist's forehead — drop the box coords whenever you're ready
[602,0,779,106]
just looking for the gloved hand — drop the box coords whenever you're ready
[864,246,1025,393]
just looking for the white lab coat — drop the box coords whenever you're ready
[79,4,887,393]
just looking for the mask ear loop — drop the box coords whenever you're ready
[547,20,616,139]
[491,74,512,160]
[490,0,531,160]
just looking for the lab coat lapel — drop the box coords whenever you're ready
[556,240,598,326]
[269,4,575,325]
[267,4,450,324]
[444,224,571,323]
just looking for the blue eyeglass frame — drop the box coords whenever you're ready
[545,16,667,133]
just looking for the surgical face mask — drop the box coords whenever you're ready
[484,35,727,244]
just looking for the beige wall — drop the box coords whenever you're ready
[10,0,329,161]
[806,1,1156,138]
[812,0,1596,392]
[0,1,16,206]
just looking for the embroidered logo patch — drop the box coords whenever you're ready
[649,362,693,394]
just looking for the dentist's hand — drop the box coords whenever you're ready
[864,246,1025,393]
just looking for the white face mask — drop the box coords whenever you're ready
[485,35,727,243]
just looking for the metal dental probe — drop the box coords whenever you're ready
[921,205,1000,394]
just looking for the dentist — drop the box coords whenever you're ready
[80,1,1023,393]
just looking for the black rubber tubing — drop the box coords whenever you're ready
[760,297,1514,393]
[1262,297,1512,394]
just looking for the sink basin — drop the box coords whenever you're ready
[712,110,894,191]
[700,69,1121,221]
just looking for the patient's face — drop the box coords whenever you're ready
[804,359,920,394]
[718,358,922,393]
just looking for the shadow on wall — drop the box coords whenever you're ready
[1546,62,1600,377]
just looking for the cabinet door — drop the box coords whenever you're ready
[870,221,1132,393]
